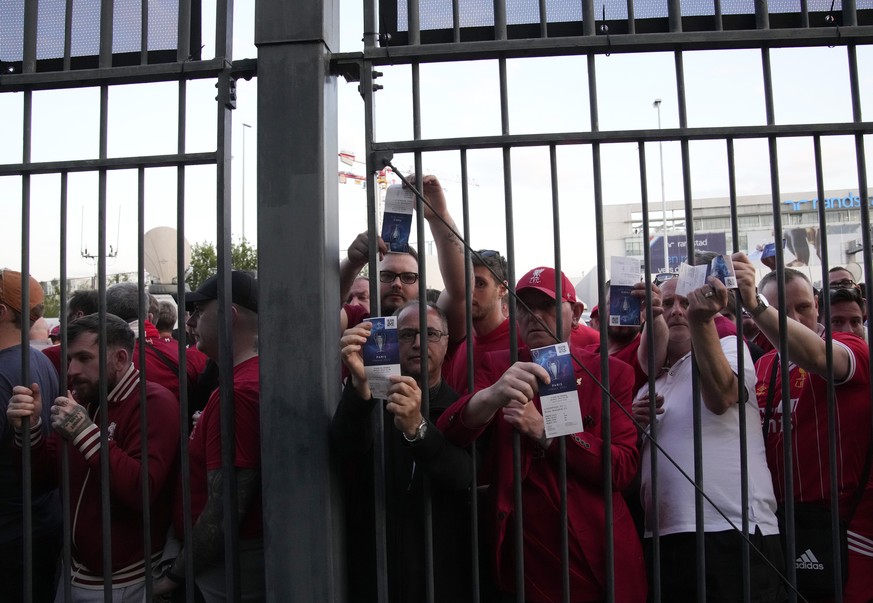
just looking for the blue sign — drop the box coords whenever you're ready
[649,232,726,271]
[784,192,873,212]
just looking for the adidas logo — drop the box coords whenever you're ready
[795,549,825,571]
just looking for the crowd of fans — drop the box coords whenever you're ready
[333,175,872,603]
[1,270,261,602]
[1,173,871,603]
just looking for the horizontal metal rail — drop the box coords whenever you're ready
[0,58,256,93]
[330,26,873,71]
[0,152,216,176]
[365,122,873,154]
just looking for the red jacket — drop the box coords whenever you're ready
[437,345,646,603]
[18,365,180,587]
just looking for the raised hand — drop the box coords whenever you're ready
[50,392,94,441]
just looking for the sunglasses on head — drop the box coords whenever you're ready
[654,273,677,286]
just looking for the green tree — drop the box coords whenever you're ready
[42,280,61,318]
[186,239,258,290]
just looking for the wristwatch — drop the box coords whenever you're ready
[403,418,428,443]
[749,293,770,318]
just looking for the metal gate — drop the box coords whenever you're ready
[323,0,873,602]
[2,0,873,601]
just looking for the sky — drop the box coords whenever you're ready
[0,0,871,284]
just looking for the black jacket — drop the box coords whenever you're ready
[331,379,475,603]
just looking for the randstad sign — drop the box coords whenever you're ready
[784,192,873,212]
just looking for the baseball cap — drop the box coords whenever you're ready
[185,271,258,313]
[590,305,599,320]
[515,267,577,303]
[0,269,45,322]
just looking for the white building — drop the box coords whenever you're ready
[602,189,870,286]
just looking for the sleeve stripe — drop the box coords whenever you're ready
[74,425,101,461]
[833,340,856,386]
[13,418,43,447]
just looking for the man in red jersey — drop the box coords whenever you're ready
[438,267,646,603]
[154,271,262,602]
[444,249,524,394]
[734,254,873,603]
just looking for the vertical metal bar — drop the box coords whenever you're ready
[176,77,196,603]
[494,0,507,40]
[64,0,74,70]
[675,49,707,603]
[452,0,461,42]
[549,144,571,603]
[409,55,435,600]
[408,0,421,45]
[667,0,682,33]
[714,0,723,31]
[136,167,153,599]
[413,167,436,603]
[256,0,341,598]
[459,149,481,603]
[581,0,595,36]
[99,0,114,68]
[726,138,752,603]
[626,0,636,35]
[59,173,73,603]
[20,71,34,603]
[177,0,192,61]
[761,45,797,602]
[497,52,523,603]
[215,0,240,598]
[842,0,858,27]
[638,143,661,603]
[811,135,845,602]
[539,0,548,37]
[587,52,615,603]
[23,0,37,74]
[361,1,389,596]
[755,0,769,30]
[848,46,873,603]
[141,0,149,64]
[97,82,112,602]
[800,0,809,29]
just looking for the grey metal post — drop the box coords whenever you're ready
[255,0,341,600]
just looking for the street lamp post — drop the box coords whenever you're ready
[653,99,668,273]
[242,124,250,241]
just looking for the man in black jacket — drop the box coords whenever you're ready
[332,300,473,603]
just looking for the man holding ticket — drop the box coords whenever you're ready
[437,267,646,603]
[331,301,473,602]
[634,273,783,602]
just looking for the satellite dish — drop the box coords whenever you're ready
[144,227,191,284]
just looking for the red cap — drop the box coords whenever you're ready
[590,305,599,319]
[516,267,577,303]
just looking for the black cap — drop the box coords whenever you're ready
[185,271,258,313]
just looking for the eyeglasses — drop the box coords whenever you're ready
[830,278,858,289]
[379,270,419,285]
[397,328,447,343]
